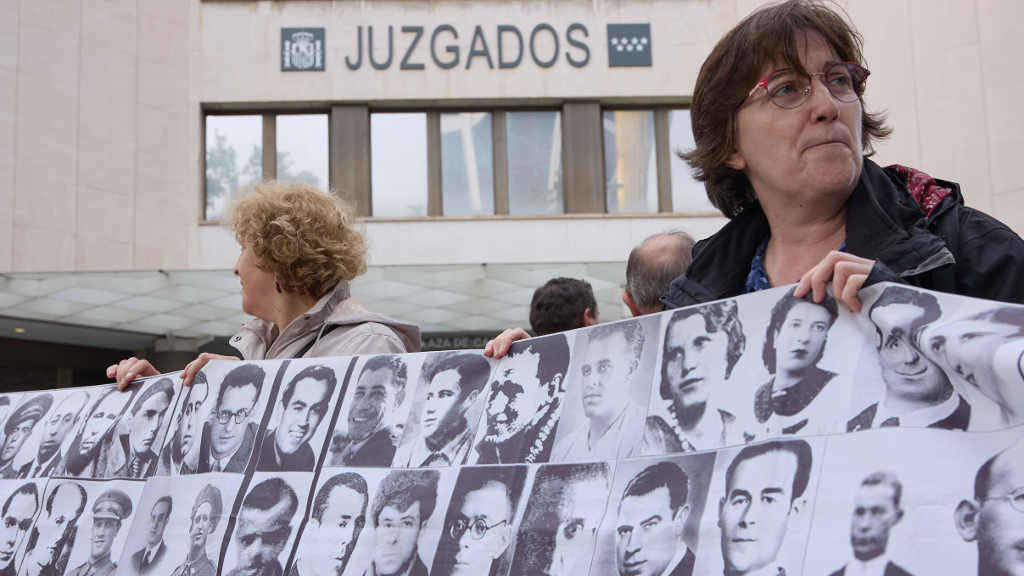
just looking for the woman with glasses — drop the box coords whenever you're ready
[663,0,1024,312]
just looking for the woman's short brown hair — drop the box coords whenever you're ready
[682,0,891,218]
[231,181,367,299]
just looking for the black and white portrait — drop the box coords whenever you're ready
[471,333,572,465]
[157,372,210,476]
[955,436,1024,576]
[430,466,527,576]
[365,469,444,576]
[827,471,914,576]
[591,454,715,576]
[62,388,135,479]
[110,379,176,479]
[289,471,370,576]
[0,480,41,576]
[258,359,350,472]
[126,496,172,575]
[0,397,15,454]
[15,390,91,479]
[508,462,610,576]
[393,352,493,468]
[194,362,274,474]
[19,481,88,576]
[694,438,821,576]
[328,355,416,468]
[223,473,310,576]
[644,302,752,455]
[848,286,971,432]
[0,395,54,479]
[552,318,657,462]
[60,481,142,576]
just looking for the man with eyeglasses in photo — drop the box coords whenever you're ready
[68,489,133,576]
[16,391,88,479]
[431,467,524,576]
[158,373,209,476]
[955,438,1024,576]
[366,470,439,576]
[197,364,265,473]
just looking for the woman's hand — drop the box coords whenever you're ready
[484,328,531,359]
[180,353,240,387]
[107,358,160,391]
[794,250,875,312]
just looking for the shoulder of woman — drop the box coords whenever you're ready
[316,321,408,355]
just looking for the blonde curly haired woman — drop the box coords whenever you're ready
[108,181,421,389]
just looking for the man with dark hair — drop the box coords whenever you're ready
[169,484,223,576]
[475,333,570,464]
[0,394,54,478]
[228,478,299,576]
[111,379,175,478]
[719,440,813,576]
[553,320,647,461]
[955,438,1024,576]
[367,470,440,576]
[0,483,38,576]
[69,489,133,576]
[830,472,912,576]
[848,286,968,431]
[130,496,172,574]
[258,365,334,472]
[63,389,133,478]
[290,473,368,576]
[645,301,751,454]
[432,467,525,576]
[615,462,694,576]
[197,363,265,473]
[21,481,87,576]
[402,353,491,467]
[624,231,696,317]
[159,373,209,476]
[17,391,88,479]
[509,463,609,576]
[329,356,408,467]
[755,290,840,436]
[529,278,598,336]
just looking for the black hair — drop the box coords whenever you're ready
[216,363,265,409]
[763,289,838,374]
[243,477,298,519]
[529,278,597,336]
[3,482,38,518]
[725,439,813,503]
[282,364,336,408]
[313,472,368,523]
[660,300,745,400]
[621,461,689,514]
[868,286,941,348]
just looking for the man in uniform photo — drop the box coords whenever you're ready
[0,395,54,478]
[17,391,88,478]
[69,489,133,576]
[169,484,222,576]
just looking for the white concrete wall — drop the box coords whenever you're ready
[1,0,1021,273]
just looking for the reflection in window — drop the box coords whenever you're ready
[276,114,329,190]
[372,113,428,217]
[441,113,494,216]
[506,111,563,215]
[204,115,262,221]
[668,109,717,214]
[603,110,657,213]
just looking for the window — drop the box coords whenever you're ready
[603,110,657,213]
[204,115,262,221]
[276,114,329,189]
[441,112,494,216]
[506,111,563,215]
[668,109,717,214]
[371,113,428,217]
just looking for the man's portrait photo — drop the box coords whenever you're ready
[158,372,209,476]
[226,476,300,576]
[848,286,969,431]
[613,462,696,576]
[110,379,175,478]
[169,483,224,576]
[19,481,87,576]
[829,472,913,576]
[430,466,527,576]
[395,353,492,468]
[15,391,89,479]
[68,488,133,576]
[509,462,609,576]
[644,302,750,455]
[258,364,335,472]
[363,469,441,576]
[329,356,409,467]
[473,333,570,465]
[129,496,171,574]
[755,289,841,436]
[0,482,39,576]
[197,363,266,473]
[552,319,651,462]
[62,389,133,479]
[289,472,368,576]
[955,437,1024,576]
[0,395,54,479]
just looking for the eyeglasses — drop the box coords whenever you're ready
[982,486,1024,513]
[448,516,507,541]
[746,61,869,110]
[215,407,252,425]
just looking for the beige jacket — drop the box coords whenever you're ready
[229,282,421,359]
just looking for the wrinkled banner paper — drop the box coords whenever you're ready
[0,282,1021,576]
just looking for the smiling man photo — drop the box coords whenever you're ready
[330,356,409,467]
[258,365,334,472]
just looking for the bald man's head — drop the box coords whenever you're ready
[624,231,695,316]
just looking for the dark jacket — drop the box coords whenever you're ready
[327,428,396,467]
[846,394,971,432]
[256,430,316,472]
[131,542,166,574]
[664,159,1024,308]
[196,422,257,474]
[829,560,913,576]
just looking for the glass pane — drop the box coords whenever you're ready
[669,109,718,214]
[603,110,657,213]
[441,112,494,216]
[204,115,262,221]
[372,113,428,217]
[276,114,329,190]
[506,111,563,215]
